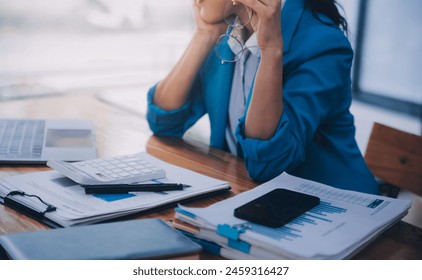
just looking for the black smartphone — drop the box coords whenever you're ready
[234,188,320,228]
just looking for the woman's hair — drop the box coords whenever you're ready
[305,0,348,33]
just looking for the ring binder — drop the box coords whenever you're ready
[4,191,57,220]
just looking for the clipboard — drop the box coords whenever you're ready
[0,152,231,228]
[1,187,230,229]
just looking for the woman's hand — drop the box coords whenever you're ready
[153,0,228,111]
[192,0,227,41]
[235,0,282,54]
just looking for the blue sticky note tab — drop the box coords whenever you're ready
[94,193,135,202]
[227,239,251,254]
[175,207,196,219]
[217,224,241,240]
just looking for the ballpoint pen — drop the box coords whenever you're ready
[82,183,190,194]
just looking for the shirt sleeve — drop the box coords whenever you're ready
[235,29,354,182]
[146,78,206,137]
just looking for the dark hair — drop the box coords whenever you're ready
[305,0,348,33]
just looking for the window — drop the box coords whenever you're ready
[0,0,192,96]
[352,0,422,117]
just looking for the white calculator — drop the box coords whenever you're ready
[47,153,166,185]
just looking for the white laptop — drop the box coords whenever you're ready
[0,118,97,164]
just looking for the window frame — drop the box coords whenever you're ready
[351,0,422,118]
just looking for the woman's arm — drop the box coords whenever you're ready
[153,1,227,111]
[236,0,284,140]
[236,28,354,182]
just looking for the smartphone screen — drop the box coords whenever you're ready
[234,188,320,228]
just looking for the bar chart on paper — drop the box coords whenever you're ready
[241,201,347,241]
[296,183,387,208]
[176,172,412,259]
[241,183,389,242]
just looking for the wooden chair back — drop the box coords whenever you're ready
[364,122,422,197]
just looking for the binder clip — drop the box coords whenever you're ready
[217,224,251,253]
[4,191,57,220]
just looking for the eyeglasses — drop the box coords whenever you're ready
[215,25,245,64]
[215,3,254,64]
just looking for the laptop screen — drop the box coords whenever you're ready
[45,129,93,148]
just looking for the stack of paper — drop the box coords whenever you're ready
[0,153,230,227]
[175,173,411,259]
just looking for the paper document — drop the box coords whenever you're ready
[0,153,230,227]
[176,172,411,259]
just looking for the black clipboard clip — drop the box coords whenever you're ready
[4,191,57,220]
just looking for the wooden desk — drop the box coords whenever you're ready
[0,93,153,233]
[1,94,421,259]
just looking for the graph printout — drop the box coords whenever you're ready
[178,173,410,259]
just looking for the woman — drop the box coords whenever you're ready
[146,0,379,194]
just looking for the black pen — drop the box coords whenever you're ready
[82,183,190,194]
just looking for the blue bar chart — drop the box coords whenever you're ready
[243,201,348,241]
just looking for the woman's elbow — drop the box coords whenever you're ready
[244,151,305,183]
